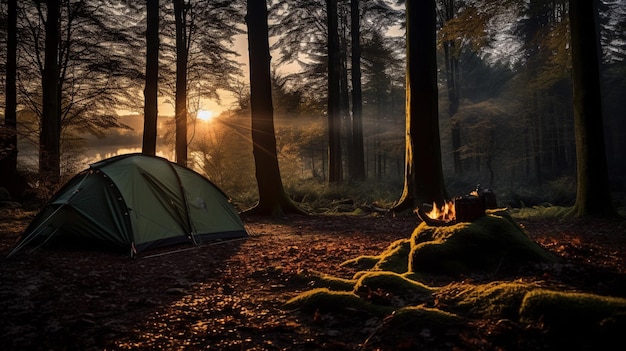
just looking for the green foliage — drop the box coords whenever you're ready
[544,177,577,206]
[438,6,489,54]
[283,179,399,214]
[409,210,557,276]
[509,205,572,220]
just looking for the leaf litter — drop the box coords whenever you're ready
[1,211,625,350]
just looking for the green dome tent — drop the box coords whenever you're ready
[10,154,248,257]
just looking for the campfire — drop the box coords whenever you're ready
[416,187,497,226]
[425,200,455,223]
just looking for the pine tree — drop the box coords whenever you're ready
[245,0,306,217]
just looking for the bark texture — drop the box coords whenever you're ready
[568,0,617,218]
[142,0,159,156]
[393,0,447,212]
[245,0,306,217]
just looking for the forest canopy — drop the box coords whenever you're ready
[0,0,625,213]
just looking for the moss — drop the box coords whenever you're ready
[353,271,434,305]
[303,271,355,291]
[373,238,411,273]
[401,271,428,283]
[385,305,464,330]
[409,209,557,276]
[519,289,626,330]
[519,289,626,348]
[435,281,538,319]
[340,238,411,274]
[284,288,392,316]
[366,306,466,349]
[340,255,380,271]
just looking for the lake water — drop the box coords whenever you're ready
[17,138,175,175]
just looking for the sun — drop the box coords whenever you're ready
[197,109,214,122]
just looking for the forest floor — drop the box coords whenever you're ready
[1,207,626,350]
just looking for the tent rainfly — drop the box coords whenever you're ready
[9,154,248,257]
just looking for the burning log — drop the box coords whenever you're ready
[415,206,456,227]
[415,186,498,226]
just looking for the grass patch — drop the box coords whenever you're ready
[509,205,572,220]
[283,179,399,214]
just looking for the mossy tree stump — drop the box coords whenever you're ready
[409,209,557,276]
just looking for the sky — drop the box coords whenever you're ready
[157,33,250,118]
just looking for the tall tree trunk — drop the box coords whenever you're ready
[350,0,366,181]
[327,0,343,183]
[1,0,23,195]
[446,43,462,175]
[174,0,188,166]
[568,0,617,218]
[142,0,159,156]
[441,0,462,175]
[340,12,351,179]
[40,0,61,182]
[393,0,447,212]
[244,0,305,217]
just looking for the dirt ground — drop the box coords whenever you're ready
[1,209,625,350]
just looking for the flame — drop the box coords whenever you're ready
[426,200,456,222]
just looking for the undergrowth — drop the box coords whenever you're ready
[224,175,626,216]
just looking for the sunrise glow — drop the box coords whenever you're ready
[197,109,214,122]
